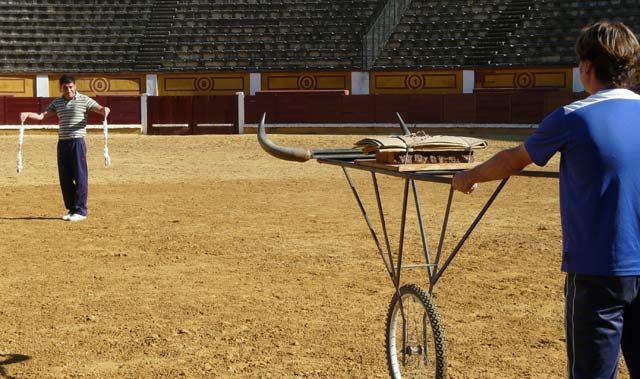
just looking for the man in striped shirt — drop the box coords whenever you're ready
[20,74,110,222]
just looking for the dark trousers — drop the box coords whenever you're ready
[565,273,640,379]
[57,138,88,216]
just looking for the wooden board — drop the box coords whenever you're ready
[355,159,479,172]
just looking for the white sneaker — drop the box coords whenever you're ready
[67,214,87,222]
[62,213,72,221]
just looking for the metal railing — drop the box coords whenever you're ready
[362,0,413,69]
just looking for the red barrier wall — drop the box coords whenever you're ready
[0,92,588,133]
[443,94,476,123]
[90,96,141,125]
[245,91,587,124]
[147,95,238,135]
[2,97,46,125]
[0,96,141,125]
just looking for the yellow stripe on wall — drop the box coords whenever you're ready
[158,73,248,95]
[262,72,350,91]
[48,75,145,97]
[371,70,462,94]
[475,68,571,90]
[0,76,34,97]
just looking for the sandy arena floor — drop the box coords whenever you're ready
[0,131,631,378]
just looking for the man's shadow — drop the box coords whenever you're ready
[0,354,30,378]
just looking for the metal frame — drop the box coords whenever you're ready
[256,114,559,376]
[320,158,558,295]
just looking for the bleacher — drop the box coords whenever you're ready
[373,0,532,69]
[0,0,153,73]
[0,0,384,73]
[373,0,640,69]
[0,0,638,73]
[141,0,384,71]
[500,0,640,66]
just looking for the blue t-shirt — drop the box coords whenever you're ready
[524,88,640,276]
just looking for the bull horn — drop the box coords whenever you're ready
[257,113,313,162]
[396,112,411,135]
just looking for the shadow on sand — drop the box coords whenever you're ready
[0,354,30,378]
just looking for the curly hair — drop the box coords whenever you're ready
[575,21,640,88]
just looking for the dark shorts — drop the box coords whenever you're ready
[565,273,640,379]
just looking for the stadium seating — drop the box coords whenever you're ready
[372,0,640,69]
[0,0,153,73]
[145,0,383,71]
[373,0,531,69]
[499,0,640,66]
[0,0,638,73]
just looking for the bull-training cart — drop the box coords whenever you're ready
[257,114,558,379]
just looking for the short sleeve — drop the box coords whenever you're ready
[524,107,570,167]
[86,97,99,110]
[46,100,57,114]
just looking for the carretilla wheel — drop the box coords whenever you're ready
[386,284,447,379]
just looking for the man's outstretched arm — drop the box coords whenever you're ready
[20,111,54,123]
[452,144,533,194]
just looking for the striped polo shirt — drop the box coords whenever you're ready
[46,92,98,140]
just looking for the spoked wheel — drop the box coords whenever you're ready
[386,284,447,379]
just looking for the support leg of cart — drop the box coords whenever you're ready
[341,166,511,379]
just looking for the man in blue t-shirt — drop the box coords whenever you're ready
[453,21,640,379]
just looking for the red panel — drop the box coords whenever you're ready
[106,96,140,124]
[249,94,278,124]
[476,93,511,123]
[174,96,193,125]
[307,93,344,123]
[443,94,477,123]
[216,96,238,124]
[148,95,239,135]
[150,97,172,125]
[88,96,140,125]
[193,96,238,134]
[147,96,193,135]
[544,92,586,115]
[192,96,213,125]
[146,96,161,126]
[0,96,7,124]
[274,93,311,123]
[148,96,170,125]
[6,97,42,125]
[408,95,444,123]
[342,95,375,123]
[255,91,350,123]
[374,95,412,123]
[510,92,545,123]
[254,92,348,123]
[198,96,233,123]
[244,95,259,124]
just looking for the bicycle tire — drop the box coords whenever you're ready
[386,283,447,379]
